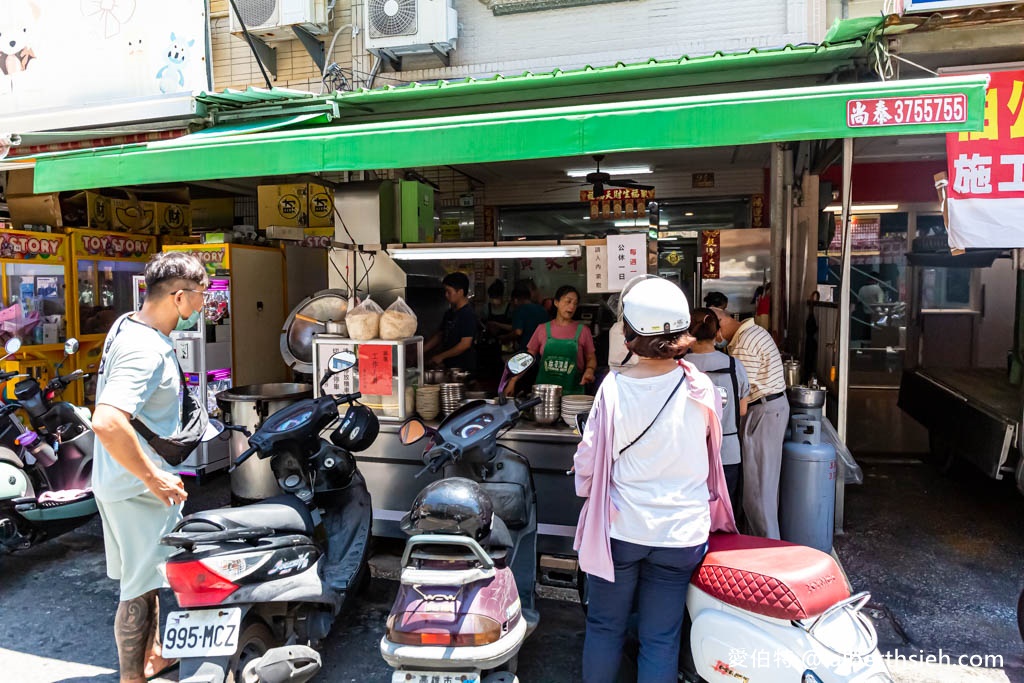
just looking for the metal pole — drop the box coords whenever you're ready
[770,144,786,338]
[835,137,854,534]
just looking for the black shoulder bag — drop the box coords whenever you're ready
[705,357,743,450]
[618,372,686,456]
[100,316,210,466]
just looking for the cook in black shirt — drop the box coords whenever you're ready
[425,271,479,373]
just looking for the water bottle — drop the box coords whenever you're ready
[16,430,57,468]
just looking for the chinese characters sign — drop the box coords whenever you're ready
[358,345,393,396]
[606,234,647,291]
[702,231,721,280]
[946,70,1024,248]
[847,94,967,128]
[581,188,654,220]
[750,194,767,229]
[586,244,608,293]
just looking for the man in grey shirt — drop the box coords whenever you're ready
[92,251,207,682]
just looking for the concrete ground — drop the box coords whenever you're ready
[1,455,1022,682]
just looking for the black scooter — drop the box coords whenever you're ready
[161,351,373,683]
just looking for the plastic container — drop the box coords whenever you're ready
[17,430,57,468]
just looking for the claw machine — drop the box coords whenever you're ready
[161,244,288,477]
[66,229,158,405]
[0,230,73,397]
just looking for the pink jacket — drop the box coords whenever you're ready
[573,360,738,581]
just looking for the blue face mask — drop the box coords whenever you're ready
[715,339,729,351]
[176,309,201,330]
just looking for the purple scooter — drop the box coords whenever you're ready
[381,353,542,683]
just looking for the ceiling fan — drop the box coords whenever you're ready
[549,155,654,198]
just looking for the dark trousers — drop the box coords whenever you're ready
[582,539,707,683]
[723,463,743,526]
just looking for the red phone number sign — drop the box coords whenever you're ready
[847,94,967,128]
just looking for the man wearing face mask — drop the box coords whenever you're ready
[91,251,208,683]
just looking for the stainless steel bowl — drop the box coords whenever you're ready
[424,369,447,384]
[788,385,826,408]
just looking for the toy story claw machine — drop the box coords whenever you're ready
[0,230,74,397]
[67,229,158,404]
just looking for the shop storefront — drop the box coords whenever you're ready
[23,33,989,547]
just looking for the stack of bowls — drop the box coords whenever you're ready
[440,383,465,416]
[531,384,563,425]
[416,385,440,420]
[561,394,595,426]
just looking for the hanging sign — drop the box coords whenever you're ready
[581,188,654,220]
[606,234,647,290]
[847,94,967,128]
[74,232,154,259]
[0,231,63,260]
[692,173,715,189]
[358,345,394,396]
[702,231,721,279]
[945,69,1024,248]
[751,194,767,228]
[586,244,609,293]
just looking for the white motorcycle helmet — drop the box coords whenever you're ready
[620,275,691,336]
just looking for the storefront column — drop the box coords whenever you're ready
[770,143,786,338]
[836,136,854,533]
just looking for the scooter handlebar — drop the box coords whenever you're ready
[334,391,361,405]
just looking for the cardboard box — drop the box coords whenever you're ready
[258,183,333,230]
[266,225,305,241]
[191,198,235,229]
[5,169,63,229]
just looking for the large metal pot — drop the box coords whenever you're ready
[424,369,447,385]
[217,383,313,502]
[788,385,826,409]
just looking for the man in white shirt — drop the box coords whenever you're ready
[712,308,789,539]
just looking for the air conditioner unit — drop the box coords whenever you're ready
[229,0,329,42]
[365,0,458,56]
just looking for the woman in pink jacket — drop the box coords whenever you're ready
[573,276,737,683]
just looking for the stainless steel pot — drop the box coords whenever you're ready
[424,369,447,384]
[788,385,826,408]
[783,360,801,388]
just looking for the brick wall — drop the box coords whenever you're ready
[212,0,826,92]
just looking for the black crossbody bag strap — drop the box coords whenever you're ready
[619,373,686,456]
[130,362,188,441]
[704,358,742,440]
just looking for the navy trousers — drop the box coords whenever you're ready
[582,538,707,683]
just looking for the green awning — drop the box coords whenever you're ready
[33,75,987,193]
[199,40,870,125]
[171,112,330,141]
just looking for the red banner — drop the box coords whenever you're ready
[702,230,721,279]
[945,70,1024,248]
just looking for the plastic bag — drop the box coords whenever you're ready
[817,417,864,485]
[345,297,383,340]
[380,297,418,340]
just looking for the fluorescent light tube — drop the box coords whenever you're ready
[566,165,652,178]
[389,245,582,261]
[824,203,899,213]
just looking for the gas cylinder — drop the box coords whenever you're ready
[779,419,836,553]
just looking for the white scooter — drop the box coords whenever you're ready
[572,414,891,683]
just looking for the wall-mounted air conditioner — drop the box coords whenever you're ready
[229,0,329,42]
[365,0,458,56]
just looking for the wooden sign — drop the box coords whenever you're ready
[751,193,767,228]
[581,188,654,220]
[702,230,721,279]
[692,172,715,189]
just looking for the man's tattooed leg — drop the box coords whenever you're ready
[115,591,157,682]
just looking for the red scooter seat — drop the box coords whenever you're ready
[691,533,850,621]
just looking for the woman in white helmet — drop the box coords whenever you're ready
[573,275,737,683]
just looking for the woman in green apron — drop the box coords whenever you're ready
[506,285,597,396]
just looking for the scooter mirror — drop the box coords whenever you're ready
[243,645,321,683]
[64,338,80,356]
[328,351,356,373]
[506,352,535,377]
[399,418,428,445]
[4,338,22,355]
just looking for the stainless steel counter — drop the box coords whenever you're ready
[354,420,582,555]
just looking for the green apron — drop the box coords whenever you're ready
[535,323,585,394]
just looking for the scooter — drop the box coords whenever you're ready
[570,416,892,683]
[160,351,374,683]
[381,352,542,683]
[0,337,97,553]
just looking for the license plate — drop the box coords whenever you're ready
[391,672,478,683]
[163,608,242,658]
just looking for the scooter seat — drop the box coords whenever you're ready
[691,532,850,621]
[178,495,314,535]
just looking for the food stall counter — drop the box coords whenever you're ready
[354,418,582,555]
